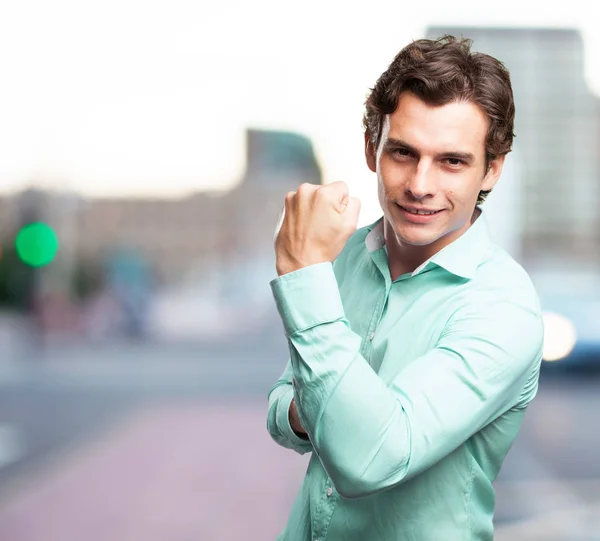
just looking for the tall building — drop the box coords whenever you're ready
[228,128,323,265]
[426,27,600,268]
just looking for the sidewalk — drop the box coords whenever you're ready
[0,399,308,541]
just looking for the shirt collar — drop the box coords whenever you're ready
[364,208,491,280]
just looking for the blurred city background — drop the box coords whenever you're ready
[0,1,599,540]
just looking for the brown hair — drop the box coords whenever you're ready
[363,35,515,204]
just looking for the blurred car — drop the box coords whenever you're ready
[532,270,600,373]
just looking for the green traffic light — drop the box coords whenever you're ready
[15,222,59,267]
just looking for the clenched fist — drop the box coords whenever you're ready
[274,181,361,276]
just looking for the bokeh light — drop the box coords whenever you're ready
[15,222,59,267]
[542,311,578,361]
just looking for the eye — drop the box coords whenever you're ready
[444,157,464,167]
[392,147,413,158]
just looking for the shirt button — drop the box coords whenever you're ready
[369,331,375,341]
[327,487,333,497]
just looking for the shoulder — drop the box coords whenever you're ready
[472,243,541,311]
[442,246,544,403]
[448,243,544,367]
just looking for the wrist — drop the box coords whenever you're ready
[276,256,328,276]
[289,399,308,438]
[276,262,300,276]
[276,254,307,276]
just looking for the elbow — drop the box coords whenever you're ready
[320,429,412,499]
[266,387,313,455]
[266,401,280,440]
[326,456,410,500]
[329,471,395,500]
[266,422,312,456]
[266,392,287,446]
[333,478,374,500]
[265,416,281,445]
[267,428,310,455]
[266,401,290,448]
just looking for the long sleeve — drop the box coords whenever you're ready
[267,359,314,455]
[270,262,544,499]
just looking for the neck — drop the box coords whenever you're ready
[384,209,480,281]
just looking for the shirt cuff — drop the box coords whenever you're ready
[270,262,345,336]
[277,386,313,449]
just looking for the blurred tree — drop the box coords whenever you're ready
[0,242,32,311]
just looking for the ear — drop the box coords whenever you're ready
[481,154,506,192]
[364,133,377,173]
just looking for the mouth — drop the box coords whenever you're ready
[400,206,440,215]
[396,204,444,222]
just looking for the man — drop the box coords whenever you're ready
[267,35,544,541]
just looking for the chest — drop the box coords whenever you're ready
[337,265,468,381]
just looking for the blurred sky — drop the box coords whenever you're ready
[0,0,598,222]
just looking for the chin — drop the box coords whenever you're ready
[398,234,441,247]
[390,223,442,247]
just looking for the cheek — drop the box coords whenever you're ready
[445,174,480,202]
[377,161,405,194]
[377,177,387,203]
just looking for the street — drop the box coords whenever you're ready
[0,339,599,540]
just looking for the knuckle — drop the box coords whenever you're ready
[331,180,348,192]
[296,182,313,196]
[314,186,327,200]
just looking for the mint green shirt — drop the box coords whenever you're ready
[267,212,544,541]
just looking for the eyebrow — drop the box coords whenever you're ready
[383,137,476,164]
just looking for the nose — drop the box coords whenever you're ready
[406,159,435,200]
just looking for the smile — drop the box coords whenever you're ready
[399,205,442,216]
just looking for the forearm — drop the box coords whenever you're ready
[272,263,409,495]
[289,323,411,498]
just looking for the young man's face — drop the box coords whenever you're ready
[365,91,504,254]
